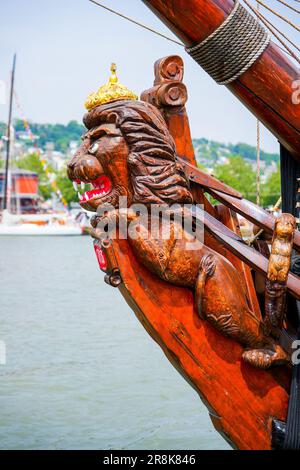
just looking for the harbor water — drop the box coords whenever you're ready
[0,236,230,450]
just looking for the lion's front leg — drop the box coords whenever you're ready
[90,207,138,243]
[127,216,178,280]
[90,211,174,278]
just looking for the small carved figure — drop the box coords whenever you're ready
[243,214,295,367]
[67,67,291,369]
[265,214,295,337]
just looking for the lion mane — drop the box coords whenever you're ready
[83,100,193,205]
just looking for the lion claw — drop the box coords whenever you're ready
[200,254,216,277]
[242,345,289,369]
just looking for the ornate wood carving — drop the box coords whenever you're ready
[141,55,262,319]
[264,214,296,338]
[66,55,295,450]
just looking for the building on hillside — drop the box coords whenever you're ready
[0,169,39,213]
[44,142,66,170]
[69,141,79,156]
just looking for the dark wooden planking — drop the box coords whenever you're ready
[178,156,242,198]
[191,205,300,300]
[178,163,300,252]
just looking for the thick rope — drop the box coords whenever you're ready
[186,1,270,85]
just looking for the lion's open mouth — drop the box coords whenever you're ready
[73,175,112,204]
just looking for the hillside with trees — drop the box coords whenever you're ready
[0,120,280,162]
[0,119,281,207]
[193,138,279,165]
[0,119,84,152]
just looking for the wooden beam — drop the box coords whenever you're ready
[142,0,300,159]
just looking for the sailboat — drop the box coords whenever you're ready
[68,0,300,449]
[0,55,82,236]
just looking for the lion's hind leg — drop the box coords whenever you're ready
[195,254,216,319]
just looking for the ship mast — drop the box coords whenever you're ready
[142,0,300,214]
[3,54,16,212]
[142,0,300,160]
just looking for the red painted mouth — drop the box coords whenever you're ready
[79,176,112,203]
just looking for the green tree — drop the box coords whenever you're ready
[197,162,207,172]
[0,122,6,138]
[56,167,75,205]
[16,152,53,200]
[12,119,84,152]
[214,155,257,202]
[228,142,279,164]
[261,164,281,207]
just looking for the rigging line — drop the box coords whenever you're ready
[87,0,184,46]
[255,0,300,32]
[271,41,300,58]
[256,119,261,206]
[87,0,297,62]
[276,0,300,14]
[254,6,300,53]
[242,0,300,64]
[256,2,261,208]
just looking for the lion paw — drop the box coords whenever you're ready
[200,254,216,277]
[242,345,289,369]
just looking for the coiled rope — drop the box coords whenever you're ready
[186,1,270,84]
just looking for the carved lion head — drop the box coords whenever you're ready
[67,100,192,211]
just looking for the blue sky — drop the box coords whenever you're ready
[1,0,299,152]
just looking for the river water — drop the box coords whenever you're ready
[0,236,230,450]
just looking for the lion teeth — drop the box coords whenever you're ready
[81,181,85,190]
[73,181,78,191]
[77,186,110,203]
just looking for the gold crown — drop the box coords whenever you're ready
[85,63,138,111]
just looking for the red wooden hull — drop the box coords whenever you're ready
[104,238,290,449]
